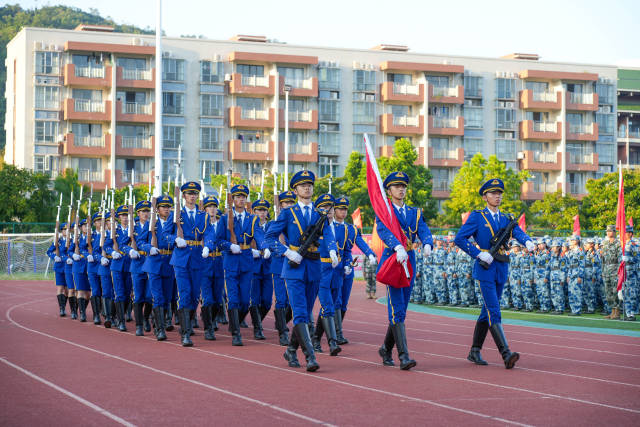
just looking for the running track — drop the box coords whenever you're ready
[1,280,639,426]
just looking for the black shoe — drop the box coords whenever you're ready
[192,309,200,329]
[77,297,88,322]
[116,301,127,332]
[69,296,78,320]
[312,314,324,352]
[294,323,319,372]
[134,303,144,336]
[125,300,133,322]
[379,325,395,366]
[249,306,265,340]
[57,294,67,317]
[335,311,348,345]
[211,305,219,331]
[218,304,229,325]
[153,307,167,341]
[489,323,519,369]
[165,305,174,331]
[90,296,101,324]
[391,322,416,370]
[143,302,152,332]
[228,308,243,346]
[201,305,216,340]
[467,320,489,365]
[283,329,301,368]
[274,308,290,346]
[321,316,342,356]
[103,298,113,328]
[188,309,196,336]
[239,313,249,329]
[179,308,193,347]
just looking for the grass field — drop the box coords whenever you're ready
[0,273,50,281]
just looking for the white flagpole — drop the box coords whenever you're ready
[154,0,163,197]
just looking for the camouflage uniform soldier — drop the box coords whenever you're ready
[445,240,459,305]
[520,248,536,311]
[623,226,638,321]
[363,253,378,299]
[566,236,585,316]
[594,242,609,314]
[411,246,425,304]
[508,243,523,310]
[423,250,436,304]
[549,240,567,314]
[583,239,598,314]
[456,247,473,306]
[533,240,551,312]
[602,225,622,319]
[500,260,512,310]
[432,238,448,305]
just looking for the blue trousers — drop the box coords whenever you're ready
[65,265,75,290]
[306,279,319,323]
[272,274,290,309]
[224,269,251,312]
[250,272,273,309]
[111,271,133,303]
[340,275,354,312]
[285,269,319,326]
[87,271,102,296]
[100,273,114,299]
[387,284,413,324]
[477,279,505,325]
[149,273,174,309]
[174,265,200,310]
[132,272,152,303]
[73,271,90,291]
[200,271,224,307]
[318,264,342,318]
[55,271,66,287]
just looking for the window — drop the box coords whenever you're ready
[463,108,483,128]
[496,108,515,130]
[117,125,148,138]
[463,138,483,160]
[117,90,146,104]
[237,97,264,111]
[163,92,184,115]
[34,156,45,173]
[429,105,451,117]
[72,54,102,68]
[163,58,185,81]
[431,168,451,191]
[353,70,376,92]
[117,57,146,70]
[385,135,411,147]
[596,83,614,105]
[596,143,615,164]
[277,66,305,87]
[200,127,222,150]
[34,51,60,74]
[34,86,59,109]
[318,156,339,177]
[525,81,549,92]
[72,123,102,137]
[319,131,340,155]
[200,160,224,178]
[278,130,305,145]
[320,90,340,100]
[237,64,264,77]
[464,76,482,98]
[353,102,375,124]
[73,89,102,101]
[496,78,516,99]
[279,98,306,113]
[318,67,340,90]
[163,125,184,149]
[35,121,59,143]
[201,61,223,83]
[596,112,615,134]
[319,99,340,122]
[352,133,375,154]
[72,157,101,171]
[388,73,412,85]
[495,139,516,162]
[201,94,223,116]
[425,75,449,87]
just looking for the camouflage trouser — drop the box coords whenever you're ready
[500,279,511,308]
[474,280,484,307]
[411,276,424,303]
[568,277,583,314]
[534,274,551,311]
[423,274,436,304]
[549,272,565,312]
[520,274,536,310]
[435,270,448,303]
[458,275,473,306]
[509,274,523,309]
[365,276,377,295]
[623,276,639,317]
[595,277,610,313]
[582,275,596,312]
[447,274,460,305]
[603,265,620,309]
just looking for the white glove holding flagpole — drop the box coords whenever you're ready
[201,246,210,258]
[329,250,339,268]
[394,245,408,263]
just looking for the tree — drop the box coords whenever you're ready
[0,163,33,222]
[530,190,580,231]
[441,153,529,226]
[581,169,640,230]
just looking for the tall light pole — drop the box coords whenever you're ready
[154,0,163,196]
[283,84,291,188]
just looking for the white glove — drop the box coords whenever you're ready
[525,240,536,252]
[175,237,187,248]
[344,265,352,275]
[54,256,62,263]
[423,244,432,257]
[72,253,81,261]
[263,248,271,259]
[66,258,73,265]
[201,246,210,258]
[394,245,408,264]
[330,250,339,268]
[149,247,159,256]
[230,244,241,254]
[252,249,260,258]
[478,251,494,265]
[368,254,376,265]
[100,257,109,266]
[618,290,623,301]
[129,249,140,259]
[284,248,303,264]
[111,251,122,260]
[87,255,94,263]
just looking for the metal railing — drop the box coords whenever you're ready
[569,182,586,194]
[123,102,152,115]
[533,151,557,163]
[288,110,311,122]
[432,148,458,159]
[568,152,594,164]
[74,99,104,113]
[283,77,314,89]
[568,123,595,135]
[533,122,558,132]
[77,169,103,182]
[568,92,594,104]
[200,140,223,151]
[74,135,104,148]
[432,86,458,97]
[432,117,458,128]
[120,170,149,183]
[240,141,268,153]
[533,182,557,193]
[122,68,152,80]
[75,66,105,78]
[393,115,420,127]
[289,143,312,155]
[241,75,269,87]
[532,90,557,102]
[393,83,420,95]
[120,136,152,149]
[241,108,269,120]
[432,180,450,192]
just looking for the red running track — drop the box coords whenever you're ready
[1,280,639,426]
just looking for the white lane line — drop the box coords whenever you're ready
[0,357,136,427]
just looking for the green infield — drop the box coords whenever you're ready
[0,273,51,281]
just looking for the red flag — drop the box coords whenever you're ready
[629,217,634,227]
[351,207,363,230]
[461,211,471,224]
[616,167,626,291]
[370,222,385,259]
[364,134,412,288]
[518,213,527,233]
[572,215,581,236]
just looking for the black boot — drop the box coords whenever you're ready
[69,296,78,320]
[90,296,101,324]
[134,303,144,336]
[228,308,243,346]
[78,297,88,322]
[116,301,127,332]
[312,314,324,352]
[192,309,200,329]
[294,323,319,372]
[201,305,216,341]
[165,304,174,331]
[249,306,266,340]
[321,315,342,356]
[179,308,193,347]
[274,308,290,346]
[172,301,180,325]
[239,309,249,328]
[391,322,416,370]
[285,306,292,323]
[218,304,228,325]
[211,304,219,331]
[467,321,489,365]
[153,307,167,341]
[57,294,67,317]
[125,299,133,322]
[335,310,348,345]
[489,323,519,369]
[103,298,113,328]
[143,302,152,332]
[259,305,269,321]
[95,296,103,323]
[188,309,196,336]
[283,327,301,368]
[378,324,395,366]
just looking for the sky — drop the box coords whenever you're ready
[12,0,640,66]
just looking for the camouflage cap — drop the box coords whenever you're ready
[606,224,616,232]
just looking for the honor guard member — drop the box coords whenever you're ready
[376,171,433,370]
[98,214,115,328]
[566,236,585,316]
[127,200,153,336]
[334,196,376,344]
[623,226,639,321]
[270,190,297,346]
[218,184,260,346]
[141,195,176,341]
[71,219,92,322]
[170,181,207,347]
[249,198,273,340]
[454,178,534,369]
[105,205,133,332]
[86,213,104,324]
[64,223,77,319]
[602,225,622,319]
[47,222,68,316]
[265,170,339,372]
[199,196,222,340]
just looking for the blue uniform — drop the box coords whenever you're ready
[251,220,274,311]
[85,231,102,297]
[125,220,152,304]
[46,238,67,287]
[98,230,115,299]
[141,214,176,309]
[267,220,290,310]
[69,237,90,291]
[341,223,374,312]
[317,221,346,318]
[201,216,225,310]
[104,225,133,303]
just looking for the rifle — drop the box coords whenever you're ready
[73,186,83,255]
[111,189,119,254]
[479,211,523,269]
[100,197,107,258]
[150,196,158,249]
[54,193,62,257]
[288,208,328,267]
[86,185,93,256]
[273,170,280,218]
[226,169,237,245]
[128,185,137,251]
[174,171,184,240]
[66,189,74,250]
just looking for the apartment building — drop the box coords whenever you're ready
[617,68,640,169]
[4,26,618,205]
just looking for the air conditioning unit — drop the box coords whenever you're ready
[162,51,173,58]
[319,124,328,131]
[516,151,525,160]
[506,102,515,108]
[224,73,232,82]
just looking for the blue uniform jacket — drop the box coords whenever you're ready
[201,217,225,277]
[215,211,259,274]
[84,231,101,274]
[104,226,131,273]
[265,220,288,275]
[141,214,175,277]
[46,238,67,273]
[69,235,87,274]
[253,220,271,275]
[169,207,208,269]
[454,207,532,283]
[124,220,149,274]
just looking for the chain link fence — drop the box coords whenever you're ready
[0,233,55,277]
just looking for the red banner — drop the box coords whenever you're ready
[573,214,581,236]
[461,211,471,224]
[518,213,527,233]
[616,168,626,291]
[351,207,363,230]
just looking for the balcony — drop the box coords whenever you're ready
[63,98,111,121]
[116,67,155,89]
[567,152,599,172]
[568,182,588,199]
[116,100,155,123]
[380,114,424,135]
[279,109,318,130]
[60,133,111,156]
[566,123,598,141]
[64,64,111,88]
[229,106,275,128]
[380,82,424,103]
[519,120,562,141]
[78,168,110,190]
[429,85,464,104]
[428,116,464,136]
[428,147,464,167]
[519,89,562,110]
[284,141,318,163]
[432,179,452,199]
[521,181,562,200]
[279,76,318,97]
[228,139,271,162]
[116,170,149,187]
[566,92,598,111]
[229,73,276,96]
[115,135,155,157]
[518,150,561,171]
